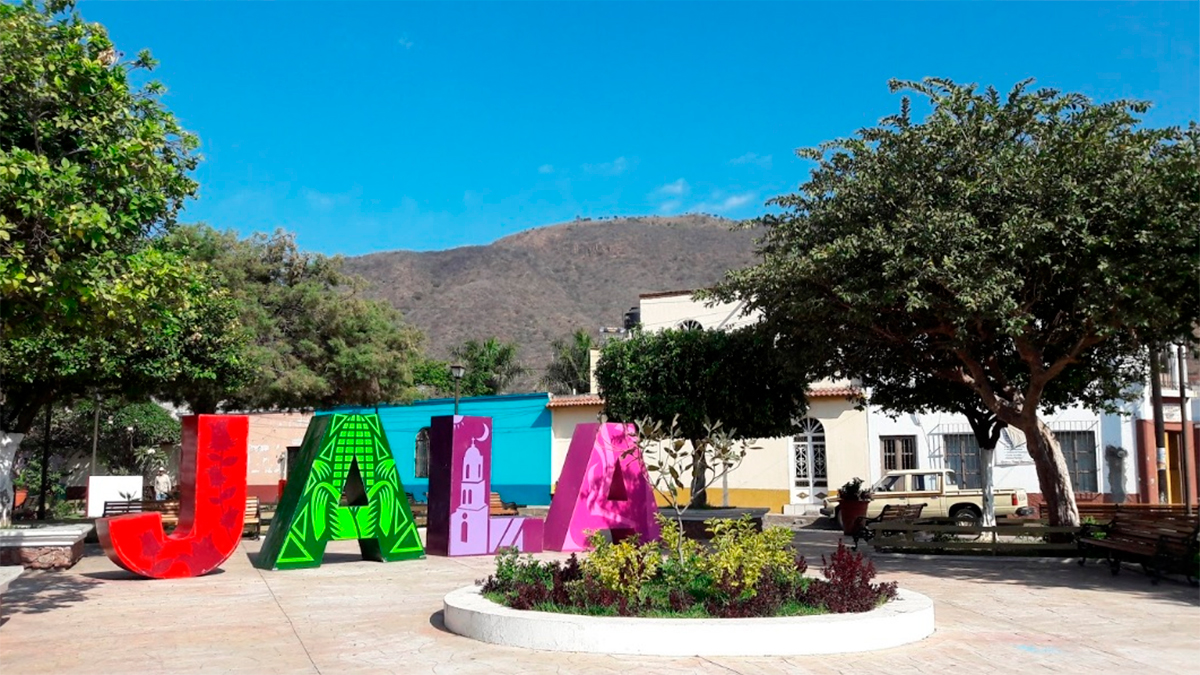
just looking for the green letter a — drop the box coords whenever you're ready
[255,413,424,570]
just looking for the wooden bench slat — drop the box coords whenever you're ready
[489,491,518,516]
[243,496,261,539]
[852,503,927,549]
[104,498,263,539]
[1078,512,1199,585]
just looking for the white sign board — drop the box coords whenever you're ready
[995,428,1034,466]
[86,475,145,517]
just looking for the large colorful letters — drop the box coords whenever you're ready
[426,415,543,555]
[254,413,424,570]
[543,422,660,552]
[97,415,249,579]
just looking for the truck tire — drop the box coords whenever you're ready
[833,507,843,530]
[951,505,982,540]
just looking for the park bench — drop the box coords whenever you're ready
[243,497,261,539]
[1039,502,1189,521]
[1077,513,1199,585]
[102,500,146,518]
[144,500,181,527]
[852,503,927,550]
[405,492,428,527]
[102,500,180,527]
[490,492,518,516]
[103,499,261,538]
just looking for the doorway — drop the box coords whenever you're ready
[1165,431,1184,504]
[790,418,828,504]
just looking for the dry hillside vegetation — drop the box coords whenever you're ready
[345,215,759,385]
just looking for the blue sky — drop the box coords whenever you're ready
[82,1,1199,255]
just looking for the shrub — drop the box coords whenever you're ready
[799,540,897,613]
[583,530,661,597]
[479,516,901,619]
[701,516,795,597]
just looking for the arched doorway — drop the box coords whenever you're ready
[414,427,431,478]
[790,418,827,505]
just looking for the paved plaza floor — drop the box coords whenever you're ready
[0,528,1197,674]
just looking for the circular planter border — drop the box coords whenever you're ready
[443,585,934,656]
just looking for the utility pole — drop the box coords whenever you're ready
[1150,346,1168,503]
[1177,345,1193,515]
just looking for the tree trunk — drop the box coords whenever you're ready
[0,431,25,528]
[980,445,996,527]
[1020,418,1080,527]
[963,409,1003,528]
[689,439,709,508]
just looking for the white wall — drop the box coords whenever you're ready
[866,402,1135,498]
[638,293,759,333]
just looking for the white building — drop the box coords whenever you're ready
[619,289,1198,513]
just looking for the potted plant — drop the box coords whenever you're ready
[836,477,872,535]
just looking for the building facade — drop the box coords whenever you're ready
[625,289,1200,512]
[330,393,554,507]
[629,290,871,514]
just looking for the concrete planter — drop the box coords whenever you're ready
[0,565,23,622]
[443,585,934,656]
[0,523,94,570]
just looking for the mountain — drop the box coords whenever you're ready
[344,215,759,387]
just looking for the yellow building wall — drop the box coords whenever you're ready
[549,405,605,493]
[655,488,792,512]
[808,397,870,498]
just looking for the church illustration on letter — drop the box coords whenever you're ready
[427,415,542,556]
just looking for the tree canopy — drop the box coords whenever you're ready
[449,338,529,397]
[18,397,181,480]
[0,0,220,434]
[1,0,200,340]
[713,78,1199,524]
[595,326,809,506]
[157,225,423,413]
[542,329,594,395]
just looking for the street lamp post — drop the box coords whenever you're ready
[450,364,466,415]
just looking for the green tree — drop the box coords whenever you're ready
[450,338,529,397]
[542,329,594,395]
[1,249,251,429]
[18,397,180,480]
[158,225,424,412]
[594,327,809,507]
[0,1,226,526]
[1,0,200,340]
[713,78,1199,525]
[411,357,454,397]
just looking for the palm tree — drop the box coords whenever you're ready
[542,329,594,394]
[451,338,529,396]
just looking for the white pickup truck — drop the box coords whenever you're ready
[820,469,1034,527]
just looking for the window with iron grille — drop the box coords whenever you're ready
[942,434,982,489]
[414,427,431,478]
[881,435,918,471]
[1057,431,1098,492]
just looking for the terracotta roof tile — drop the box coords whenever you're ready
[546,387,861,409]
[807,386,864,399]
[546,394,605,408]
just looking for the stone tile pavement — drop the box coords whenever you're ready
[0,529,1196,674]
